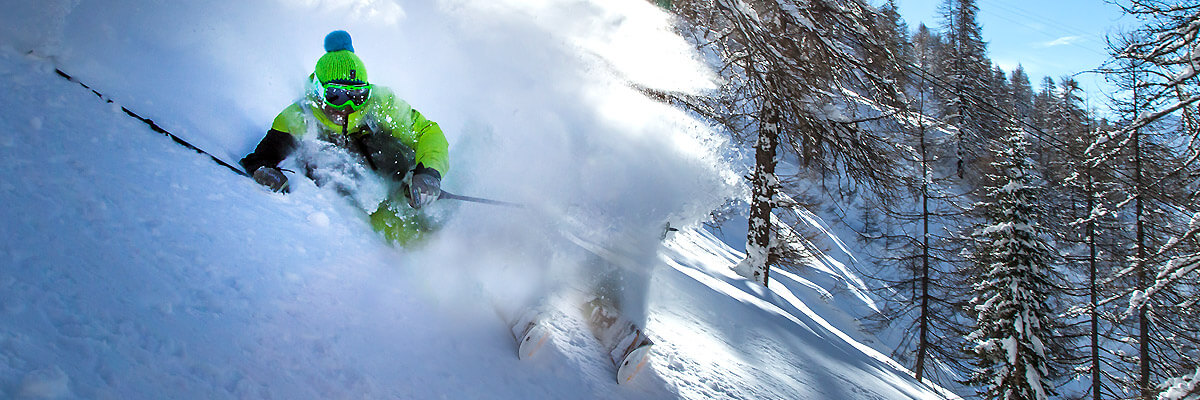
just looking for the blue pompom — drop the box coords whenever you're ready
[324,30,354,53]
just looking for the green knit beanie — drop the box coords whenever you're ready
[314,31,368,84]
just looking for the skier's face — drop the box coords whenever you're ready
[321,83,371,110]
[322,103,352,125]
[309,76,369,124]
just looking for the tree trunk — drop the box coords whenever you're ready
[915,121,931,382]
[1087,174,1101,400]
[1131,70,1151,398]
[741,102,780,287]
[1136,125,1151,399]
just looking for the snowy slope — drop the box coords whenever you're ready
[1,1,949,399]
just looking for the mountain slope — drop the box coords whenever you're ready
[1,1,949,399]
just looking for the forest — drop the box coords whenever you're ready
[651,0,1200,399]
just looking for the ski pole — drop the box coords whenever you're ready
[438,190,526,209]
[50,65,249,177]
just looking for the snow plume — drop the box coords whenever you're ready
[429,74,736,324]
[388,1,737,324]
[3,0,738,322]
[291,138,390,214]
[353,1,739,324]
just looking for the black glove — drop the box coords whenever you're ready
[252,166,290,193]
[407,164,441,209]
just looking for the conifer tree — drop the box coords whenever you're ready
[986,66,1013,135]
[666,0,909,287]
[1035,78,1128,400]
[938,0,992,178]
[1009,66,1034,123]
[912,24,947,117]
[864,22,975,387]
[876,0,912,90]
[966,125,1058,400]
[1030,77,1060,168]
[1101,12,1200,393]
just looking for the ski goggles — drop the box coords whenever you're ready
[315,78,371,110]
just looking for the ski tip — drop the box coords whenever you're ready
[616,344,653,384]
[517,323,550,360]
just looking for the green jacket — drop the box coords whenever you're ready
[241,85,449,180]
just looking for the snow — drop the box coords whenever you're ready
[1159,368,1200,400]
[0,1,948,399]
[17,367,71,399]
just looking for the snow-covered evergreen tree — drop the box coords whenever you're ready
[966,125,1058,400]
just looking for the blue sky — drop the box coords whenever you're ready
[894,0,1133,109]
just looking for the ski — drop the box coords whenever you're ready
[616,337,654,384]
[503,307,552,360]
[582,297,654,384]
[515,319,551,360]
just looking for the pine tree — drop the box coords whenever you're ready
[937,0,992,178]
[912,24,946,118]
[986,66,1013,134]
[1102,0,1200,137]
[966,125,1058,400]
[876,0,912,90]
[1039,76,1089,221]
[1009,65,1034,123]
[1071,121,1127,400]
[1030,77,1060,169]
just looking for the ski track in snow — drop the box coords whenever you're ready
[0,1,949,399]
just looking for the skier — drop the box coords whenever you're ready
[240,30,449,245]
